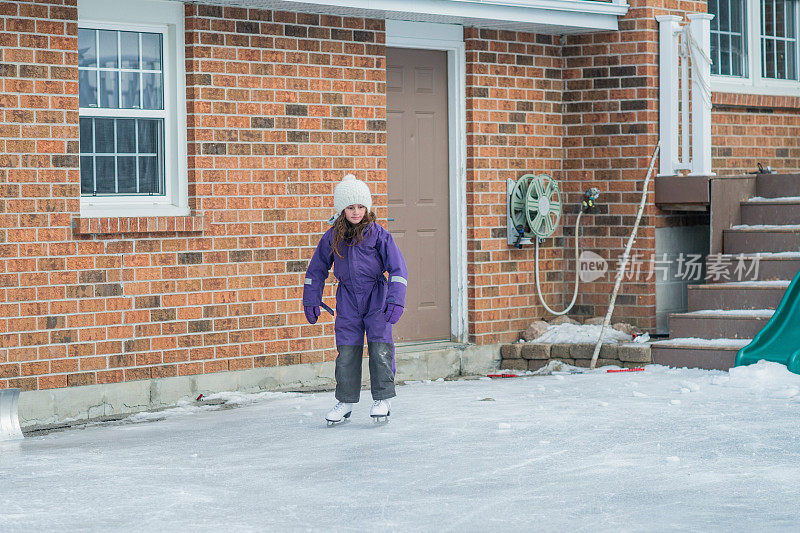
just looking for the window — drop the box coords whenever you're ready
[78,29,165,196]
[710,0,748,76]
[761,0,797,79]
[77,0,187,217]
[710,0,800,95]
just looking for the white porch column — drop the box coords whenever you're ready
[657,15,681,176]
[687,13,715,176]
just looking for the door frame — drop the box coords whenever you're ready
[385,20,467,343]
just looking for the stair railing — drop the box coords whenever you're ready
[657,14,715,177]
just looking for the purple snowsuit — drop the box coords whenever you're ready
[303,222,408,403]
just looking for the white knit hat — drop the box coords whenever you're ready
[333,174,372,215]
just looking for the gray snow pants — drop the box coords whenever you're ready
[334,342,396,403]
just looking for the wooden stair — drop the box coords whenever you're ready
[651,173,800,370]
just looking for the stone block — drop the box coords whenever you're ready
[569,343,594,359]
[527,359,549,372]
[500,344,522,359]
[600,344,619,359]
[572,358,619,369]
[521,343,550,360]
[623,361,647,369]
[522,320,549,341]
[550,344,571,359]
[551,315,579,325]
[617,344,652,363]
[500,358,528,371]
[595,358,619,368]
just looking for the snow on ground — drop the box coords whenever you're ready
[2,361,800,532]
[731,224,800,230]
[714,280,790,287]
[731,251,800,258]
[746,196,800,203]
[651,337,752,348]
[683,308,774,317]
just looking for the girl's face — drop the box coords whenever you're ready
[344,204,367,224]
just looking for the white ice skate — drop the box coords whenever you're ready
[325,402,352,427]
[370,400,390,423]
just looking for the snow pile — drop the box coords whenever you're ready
[125,404,203,424]
[717,360,800,398]
[653,337,751,348]
[532,323,633,344]
[122,391,298,425]
[204,390,295,406]
[748,251,800,258]
[683,308,774,317]
[747,195,800,202]
[718,280,789,287]
[495,360,592,377]
[731,223,800,230]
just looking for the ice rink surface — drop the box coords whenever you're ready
[2,361,800,532]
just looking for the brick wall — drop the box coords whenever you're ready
[184,4,386,369]
[712,93,800,174]
[3,0,798,393]
[559,0,664,329]
[558,1,711,330]
[464,28,565,344]
[0,0,79,390]
[0,0,388,392]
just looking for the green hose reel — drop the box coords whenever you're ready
[507,173,562,245]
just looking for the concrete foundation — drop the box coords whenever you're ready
[19,342,501,430]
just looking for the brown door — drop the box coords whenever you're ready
[386,47,450,342]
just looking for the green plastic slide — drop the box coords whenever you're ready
[735,268,800,375]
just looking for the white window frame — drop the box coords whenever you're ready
[711,0,800,96]
[78,0,187,217]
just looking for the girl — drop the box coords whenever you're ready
[303,174,408,425]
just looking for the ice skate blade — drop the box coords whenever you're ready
[370,412,390,424]
[325,411,351,427]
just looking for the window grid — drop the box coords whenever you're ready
[79,26,166,198]
[760,0,798,79]
[78,28,163,110]
[711,0,749,76]
[80,117,162,196]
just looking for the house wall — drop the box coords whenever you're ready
[464,28,565,344]
[2,0,798,394]
[711,93,800,174]
[0,0,80,390]
[1,0,568,390]
[0,0,390,392]
[183,5,387,369]
[559,0,666,329]
[552,0,800,329]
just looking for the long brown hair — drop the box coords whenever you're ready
[331,211,376,258]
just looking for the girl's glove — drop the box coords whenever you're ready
[304,305,321,324]
[383,303,404,324]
